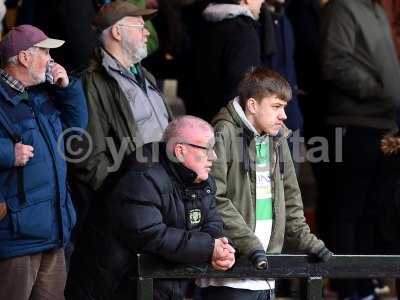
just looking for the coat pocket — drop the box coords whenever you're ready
[8,197,54,240]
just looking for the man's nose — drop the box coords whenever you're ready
[280,109,287,120]
[143,27,150,37]
[209,149,217,162]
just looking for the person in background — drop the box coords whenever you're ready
[194,0,264,122]
[320,0,400,298]
[260,0,303,155]
[379,0,400,59]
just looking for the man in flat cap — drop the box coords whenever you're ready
[0,24,87,300]
[71,0,172,192]
[67,1,173,242]
[66,1,173,298]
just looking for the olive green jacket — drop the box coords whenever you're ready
[211,101,325,258]
[73,51,172,190]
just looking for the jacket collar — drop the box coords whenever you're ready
[0,69,25,93]
[101,48,139,81]
[169,161,200,186]
[0,69,29,106]
[0,79,28,106]
[158,143,199,185]
[232,97,269,143]
[223,99,291,145]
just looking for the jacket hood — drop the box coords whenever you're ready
[202,3,255,22]
[211,100,291,142]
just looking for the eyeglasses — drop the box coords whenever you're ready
[181,142,215,156]
[117,23,145,33]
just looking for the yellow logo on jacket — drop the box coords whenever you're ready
[189,209,202,225]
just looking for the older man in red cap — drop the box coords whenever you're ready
[0,24,87,300]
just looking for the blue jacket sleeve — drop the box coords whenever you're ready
[52,76,88,130]
[0,138,14,202]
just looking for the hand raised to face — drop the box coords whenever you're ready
[50,63,69,88]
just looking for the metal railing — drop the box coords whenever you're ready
[136,254,400,300]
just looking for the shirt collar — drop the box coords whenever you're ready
[0,69,26,93]
[158,143,199,185]
[233,97,270,143]
[101,48,140,77]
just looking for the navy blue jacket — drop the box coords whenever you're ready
[110,143,224,261]
[66,143,224,299]
[0,76,88,259]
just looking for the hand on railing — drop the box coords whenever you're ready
[249,250,268,270]
[211,237,236,271]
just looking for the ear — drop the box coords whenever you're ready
[17,51,30,68]
[246,98,258,114]
[110,24,122,41]
[174,144,185,162]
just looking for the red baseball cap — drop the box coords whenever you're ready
[0,24,64,61]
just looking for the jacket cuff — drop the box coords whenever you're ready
[316,247,333,262]
[249,250,268,269]
[208,238,215,261]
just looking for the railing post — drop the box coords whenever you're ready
[307,276,323,300]
[137,277,153,300]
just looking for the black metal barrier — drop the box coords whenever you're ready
[136,254,400,300]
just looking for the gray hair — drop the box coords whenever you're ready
[99,27,112,46]
[163,115,213,154]
[3,46,39,66]
[5,55,18,65]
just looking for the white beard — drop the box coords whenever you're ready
[121,31,148,65]
[131,43,148,64]
[28,67,46,85]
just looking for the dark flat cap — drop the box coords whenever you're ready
[93,1,157,32]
